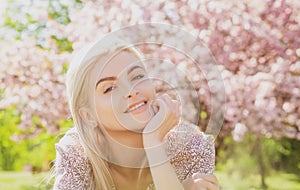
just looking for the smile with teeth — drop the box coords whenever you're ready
[125,101,147,113]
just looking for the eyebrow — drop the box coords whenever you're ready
[95,76,116,88]
[95,65,144,88]
[127,65,144,75]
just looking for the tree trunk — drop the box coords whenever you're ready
[256,137,268,189]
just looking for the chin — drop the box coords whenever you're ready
[117,112,153,132]
[130,120,149,132]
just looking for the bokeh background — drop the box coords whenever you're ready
[0,0,299,189]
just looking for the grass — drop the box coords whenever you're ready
[215,171,300,190]
[0,172,51,190]
[0,171,299,190]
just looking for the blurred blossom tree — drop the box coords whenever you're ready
[0,0,299,142]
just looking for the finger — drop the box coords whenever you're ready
[194,178,216,190]
[149,100,159,114]
[159,94,173,106]
[182,177,198,190]
[159,94,179,113]
[182,177,208,190]
[192,173,218,185]
[144,99,168,133]
[171,99,180,116]
[159,95,180,125]
[155,98,179,127]
[151,95,172,113]
[151,98,168,121]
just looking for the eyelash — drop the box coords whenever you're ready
[103,74,145,94]
[132,74,145,80]
[103,85,117,94]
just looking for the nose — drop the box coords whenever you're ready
[125,89,139,99]
[121,78,139,99]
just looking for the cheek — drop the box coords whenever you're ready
[147,86,156,99]
[139,80,156,96]
[95,95,124,125]
[95,98,114,120]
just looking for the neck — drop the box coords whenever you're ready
[109,163,152,190]
[107,129,144,148]
[105,130,149,168]
[109,163,149,179]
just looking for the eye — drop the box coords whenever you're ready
[103,85,117,94]
[132,74,145,80]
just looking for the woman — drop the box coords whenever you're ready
[53,35,219,190]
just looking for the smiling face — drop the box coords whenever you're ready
[93,50,156,134]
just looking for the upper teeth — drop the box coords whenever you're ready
[127,102,146,112]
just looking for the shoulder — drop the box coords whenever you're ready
[54,127,93,189]
[164,120,215,181]
[55,127,88,162]
[56,127,81,147]
[164,120,214,148]
[55,127,88,164]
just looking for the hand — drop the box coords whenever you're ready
[143,93,180,147]
[182,173,220,190]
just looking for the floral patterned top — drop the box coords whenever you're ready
[53,121,215,189]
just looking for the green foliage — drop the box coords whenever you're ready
[22,131,57,171]
[47,0,82,25]
[215,170,300,190]
[4,13,32,33]
[0,172,51,190]
[217,135,259,177]
[1,6,46,40]
[50,35,73,52]
[1,0,77,53]
[217,134,300,189]
[0,171,299,190]
[0,106,24,170]
[62,62,69,74]
[47,0,71,25]
[0,106,73,171]
[57,118,74,134]
[275,138,300,174]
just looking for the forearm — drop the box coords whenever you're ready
[144,141,183,190]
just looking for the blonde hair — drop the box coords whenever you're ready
[66,35,143,189]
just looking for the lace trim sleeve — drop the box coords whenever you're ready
[53,128,93,190]
[164,121,215,182]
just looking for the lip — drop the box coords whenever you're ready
[124,99,148,113]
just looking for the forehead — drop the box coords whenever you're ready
[94,50,141,80]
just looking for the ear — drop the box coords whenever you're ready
[79,107,97,127]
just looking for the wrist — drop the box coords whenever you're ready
[143,133,163,147]
[144,142,169,167]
